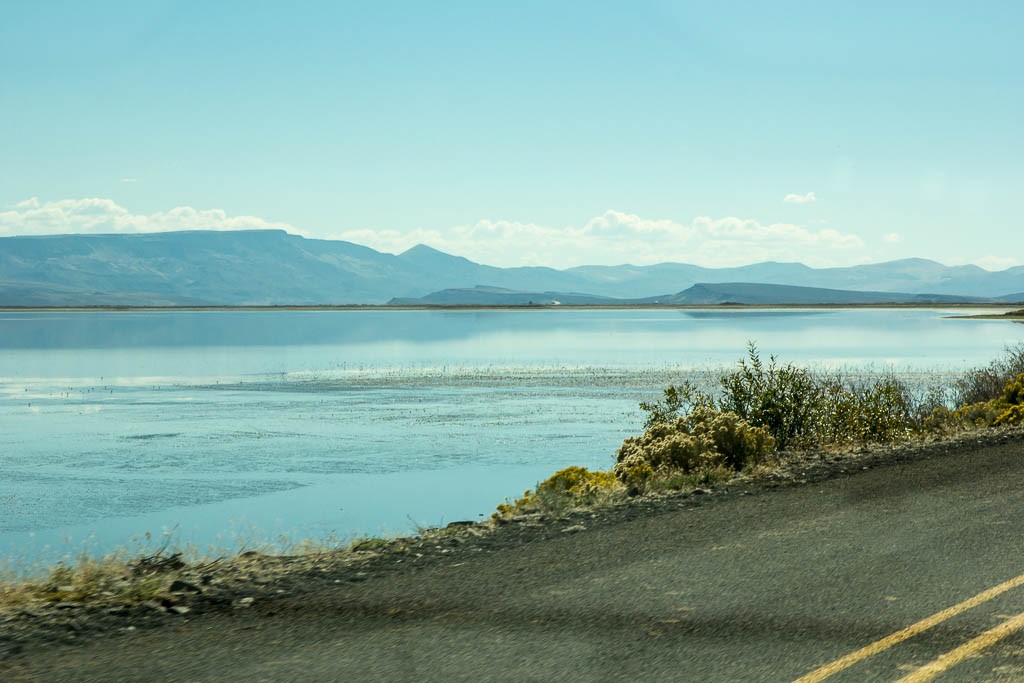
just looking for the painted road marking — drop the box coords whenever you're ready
[894,611,1024,683]
[793,572,1024,683]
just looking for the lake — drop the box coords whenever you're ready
[1,308,1021,566]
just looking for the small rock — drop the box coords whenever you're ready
[692,488,711,495]
[169,579,202,594]
[167,605,191,615]
[141,600,165,613]
[53,602,82,610]
[562,524,586,534]
[234,597,255,609]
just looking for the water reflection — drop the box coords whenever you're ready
[0,308,1020,563]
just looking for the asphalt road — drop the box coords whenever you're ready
[8,437,1024,682]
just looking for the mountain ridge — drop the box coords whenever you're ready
[1,230,1022,306]
[390,282,1015,307]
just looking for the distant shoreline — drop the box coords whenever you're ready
[1,303,1022,313]
[949,308,1024,320]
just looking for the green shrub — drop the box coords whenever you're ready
[929,370,1024,430]
[953,401,1002,427]
[638,381,711,429]
[640,344,918,450]
[680,406,776,469]
[954,344,1024,406]
[921,405,959,433]
[617,425,716,476]
[717,343,821,449]
[852,377,914,442]
[614,408,774,493]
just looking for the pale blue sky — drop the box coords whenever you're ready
[2,1,1021,268]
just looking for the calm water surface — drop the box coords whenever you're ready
[1,308,1020,565]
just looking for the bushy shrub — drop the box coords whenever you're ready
[995,404,1024,426]
[952,401,1003,428]
[941,372,1024,429]
[638,381,712,430]
[992,373,1024,426]
[849,377,914,442]
[1001,373,1024,405]
[717,343,821,449]
[640,344,917,449]
[494,350,1024,520]
[614,408,774,493]
[495,466,625,517]
[953,343,1024,406]
[921,405,954,433]
[680,406,776,469]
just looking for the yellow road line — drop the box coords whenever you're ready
[895,611,1024,683]
[793,572,1024,683]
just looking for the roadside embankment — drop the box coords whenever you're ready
[6,425,1024,681]
[3,423,1024,666]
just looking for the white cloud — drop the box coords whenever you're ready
[883,233,903,244]
[331,209,865,268]
[784,192,818,204]
[0,197,878,269]
[0,197,296,237]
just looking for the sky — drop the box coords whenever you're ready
[1,1,1021,270]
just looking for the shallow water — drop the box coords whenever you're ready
[1,308,1020,565]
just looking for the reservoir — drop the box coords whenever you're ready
[1,308,1020,565]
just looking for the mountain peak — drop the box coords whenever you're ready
[398,244,477,267]
[400,244,448,257]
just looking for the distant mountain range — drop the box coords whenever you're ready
[390,283,1018,307]
[1,229,1022,306]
